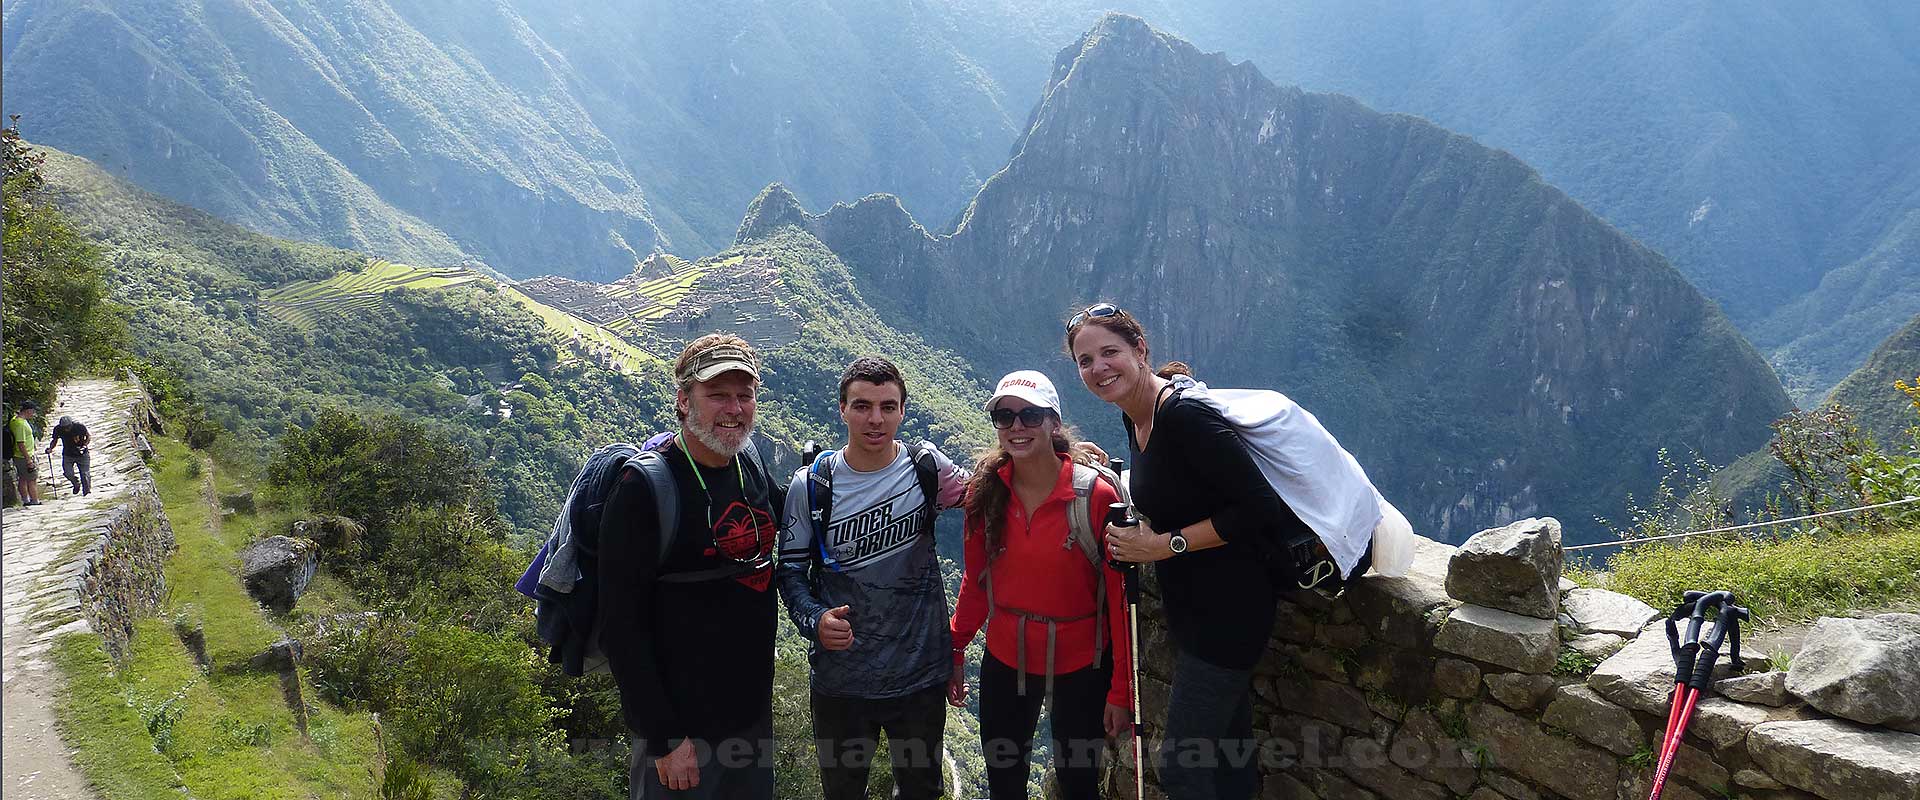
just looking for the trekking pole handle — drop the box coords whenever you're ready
[1106,502,1143,602]
[1688,601,1750,690]
[1684,590,1733,649]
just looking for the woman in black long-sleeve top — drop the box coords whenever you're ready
[1066,303,1318,800]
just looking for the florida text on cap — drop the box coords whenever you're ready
[985,369,1060,412]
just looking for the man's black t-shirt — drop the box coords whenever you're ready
[1126,391,1315,671]
[50,422,90,457]
[596,439,780,758]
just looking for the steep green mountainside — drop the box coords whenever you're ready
[1827,313,1920,450]
[742,16,1792,545]
[39,144,992,540]
[1760,201,1920,403]
[943,2,1920,396]
[1,0,1032,280]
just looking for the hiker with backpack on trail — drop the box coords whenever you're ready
[595,334,783,799]
[1067,303,1407,800]
[775,356,969,800]
[46,415,93,496]
[947,369,1134,800]
[7,400,44,507]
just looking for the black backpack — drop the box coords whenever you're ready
[522,433,771,676]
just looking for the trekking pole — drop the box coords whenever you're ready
[1106,498,1146,800]
[1654,589,1709,783]
[1650,592,1747,800]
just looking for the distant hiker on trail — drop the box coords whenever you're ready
[1067,303,1312,800]
[947,369,1133,800]
[776,356,969,800]
[8,401,44,506]
[46,415,92,496]
[597,333,782,799]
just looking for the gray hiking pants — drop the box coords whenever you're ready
[62,452,91,494]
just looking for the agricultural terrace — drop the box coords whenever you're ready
[262,260,480,329]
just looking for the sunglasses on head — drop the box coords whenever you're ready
[990,406,1055,430]
[1066,302,1123,332]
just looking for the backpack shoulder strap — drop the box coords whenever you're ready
[909,441,942,534]
[1066,463,1102,566]
[627,451,680,564]
[1068,462,1108,668]
[808,450,839,571]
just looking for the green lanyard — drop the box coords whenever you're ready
[679,437,744,530]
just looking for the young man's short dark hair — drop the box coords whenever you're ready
[837,356,907,406]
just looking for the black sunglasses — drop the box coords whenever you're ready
[1066,302,1123,332]
[990,406,1056,430]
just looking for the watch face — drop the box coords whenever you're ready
[1169,534,1187,553]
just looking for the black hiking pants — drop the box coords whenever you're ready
[811,683,947,800]
[978,651,1112,800]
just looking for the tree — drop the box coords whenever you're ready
[2,120,126,408]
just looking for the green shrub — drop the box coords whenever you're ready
[388,623,556,775]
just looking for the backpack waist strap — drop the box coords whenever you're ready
[997,603,1097,698]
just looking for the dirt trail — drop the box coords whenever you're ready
[3,377,145,799]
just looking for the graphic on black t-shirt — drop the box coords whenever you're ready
[707,500,777,591]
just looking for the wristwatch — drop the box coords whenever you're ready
[1168,529,1188,554]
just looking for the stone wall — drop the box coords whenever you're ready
[48,373,174,658]
[1114,518,1920,800]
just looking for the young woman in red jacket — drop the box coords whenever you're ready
[947,370,1134,800]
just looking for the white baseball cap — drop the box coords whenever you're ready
[985,370,1061,414]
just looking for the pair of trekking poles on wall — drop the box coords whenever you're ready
[1651,590,1750,800]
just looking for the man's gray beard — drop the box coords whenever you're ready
[687,405,753,457]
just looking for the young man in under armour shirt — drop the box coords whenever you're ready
[777,356,969,800]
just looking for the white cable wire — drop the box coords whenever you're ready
[1565,495,1920,552]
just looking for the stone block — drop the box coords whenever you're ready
[1568,632,1628,662]
[1716,671,1790,708]
[1542,684,1645,756]
[1395,708,1479,794]
[1277,680,1374,733]
[1747,719,1920,800]
[1339,738,1449,800]
[1482,772,1541,800]
[1669,741,1728,794]
[1306,768,1378,800]
[239,535,320,612]
[1784,613,1920,730]
[1733,769,1783,790]
[1589,621,1733,716]
[1435,604,1558,674]
[1687,697,1777,752]
[1446,517,1562,619]
[1345,537,1456,648]
[1433,658,1481,699]
[1563,589,1660,637]
[1484,672,1556,711]
[1469,702,1618,800]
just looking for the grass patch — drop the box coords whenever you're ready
[50,632,188,799]
[1593,525,1920,626]
[49,434,401,799]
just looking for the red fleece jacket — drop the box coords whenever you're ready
[950,456,1133,709]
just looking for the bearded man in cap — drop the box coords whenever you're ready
[598,333,783,799]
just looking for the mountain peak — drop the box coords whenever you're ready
[734,183,812,244]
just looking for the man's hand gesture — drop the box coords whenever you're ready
[817,605,854,650]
